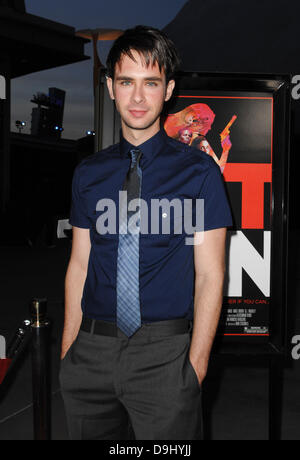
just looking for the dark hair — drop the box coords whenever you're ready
[191,135,207,148]
[106,25,181,83]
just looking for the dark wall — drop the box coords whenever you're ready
[0,0,26,12]
[1,137,78,245]
[164,0,300,229]
[164,0,299,75]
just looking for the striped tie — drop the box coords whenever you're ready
[116,149,142,337]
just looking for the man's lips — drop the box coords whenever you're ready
[129,109,148,118]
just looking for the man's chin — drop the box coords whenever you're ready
[123,117,159,131]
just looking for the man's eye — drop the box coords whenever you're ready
[147,82,157,86]
[121,81,131,86]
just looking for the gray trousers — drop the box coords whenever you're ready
[59,320,203,440]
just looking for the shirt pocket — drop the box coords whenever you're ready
[139,195,187,248]
[140,232,170,248]
[146,195,188,240]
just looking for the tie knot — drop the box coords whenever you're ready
[129,149,142,168]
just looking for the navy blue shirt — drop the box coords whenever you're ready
[69,128,232,322]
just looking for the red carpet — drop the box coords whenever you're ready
[0,359,11,385]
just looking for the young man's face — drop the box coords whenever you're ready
[106,50,175,135]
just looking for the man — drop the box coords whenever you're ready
[59,25,232,441]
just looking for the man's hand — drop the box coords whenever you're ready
[189,353,208,386]
[61,344,72,361]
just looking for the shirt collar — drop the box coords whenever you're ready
[119,127,167,162]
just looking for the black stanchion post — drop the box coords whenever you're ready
[269,354,284,440]
[0,320,32,400]
[6,321,31,360]
[30,298,51,441]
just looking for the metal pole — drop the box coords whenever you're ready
[269,354,284,440]
[30,298,51,440]
[6,321,31,359]
[91,32,100,153]
[94,82,101,152]
[0,320,31,391]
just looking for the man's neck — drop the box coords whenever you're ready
[121,121,161,146]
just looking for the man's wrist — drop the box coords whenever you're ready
[60,346,69,360]
[61,337,75,360]
[189,351,209,381]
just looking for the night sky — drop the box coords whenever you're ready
[11,0,187,139]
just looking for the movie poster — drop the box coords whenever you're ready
[164,92,273,338]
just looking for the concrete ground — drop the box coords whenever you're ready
[0,230,299,440]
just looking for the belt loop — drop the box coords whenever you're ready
[90,319,95,335]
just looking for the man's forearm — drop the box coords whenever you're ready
[189,269,225,381]
[61,262,87,359]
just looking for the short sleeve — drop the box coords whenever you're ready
[199,158,233,231]
[68,164,90,229]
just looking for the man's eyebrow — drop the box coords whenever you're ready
[115,76,133,81]
[115,76,163,81]
[144,77,163,81]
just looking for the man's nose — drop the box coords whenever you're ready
[132,84,145,103]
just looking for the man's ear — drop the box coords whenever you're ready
[165,79,175,102]
[106,76,115,100]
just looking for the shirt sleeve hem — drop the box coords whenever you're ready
[202,221,233,231]
[68,219,90,229]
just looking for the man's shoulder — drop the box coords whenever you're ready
[165,135,218,172]
[75,143,120,171]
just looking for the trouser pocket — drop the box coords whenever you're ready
[183,333,202,392]
[186,353,202,391]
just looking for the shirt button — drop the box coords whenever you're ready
[162,213,167,218]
